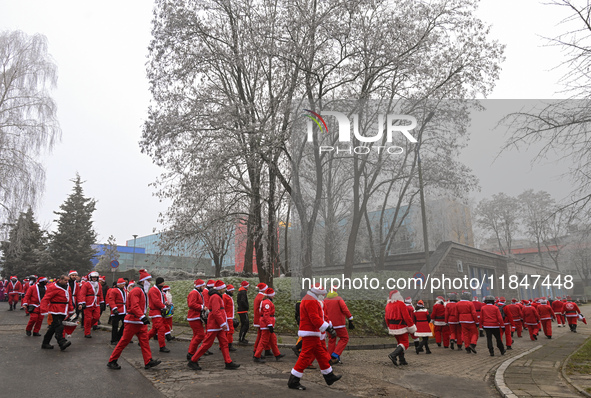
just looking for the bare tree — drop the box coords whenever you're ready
[0,30,61,224]
[476,193,520,256]
[95,235,120,273]
[518,189,555,266]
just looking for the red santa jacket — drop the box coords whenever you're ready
[124,286,149,325]
[445,302,460,324]
[456,300,478,323]
[413,308,432,336]
[522,306,540,325]
[40,282,74,316]
[324,295,353,329]
[537,304,554,321]
[564,302,581,318]
[106,287,127,315]
[385,300,416,335]
[480,304,504,328]
[22,282,30,297]
[497,303,514,327]
[78,281,104,308]
[431,302,447,326]
[253,292,266,327]
[259,298,276,330]
[205,290,228,332]
[23,283,46,313]
[187,288,205,321]
[7,280,21,295]
[202,288,211,309]
[148,286,166,318]
[473,300,484,319]
[298,293,330,338]
[223,293,235,320]
[506,303,524,322]
[551,300,564,315]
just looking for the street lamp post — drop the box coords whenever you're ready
[132,234,138,269]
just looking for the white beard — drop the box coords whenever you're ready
[143,281,151,294]
[90,281,99,295]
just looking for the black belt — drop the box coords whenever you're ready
[435,316,445,320]
[388,320,406,325]
[52,301,68,304]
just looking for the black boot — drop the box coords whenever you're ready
[59,340,71,351]
[288,374,306,390]
[253,356,266,363]
[225,361,240,370]
[469,344,477,354]
[8,304,13,311]
[107,360,121,370]
[187,360,201,370]
[457,344,463,351]
[480,330,484,337]
[323,371,342,386]
[265,349,272,357]
[573,325,577,333]
[228,343,237,352]
[437,342,441,347]
[145,359,162,369]
[450,339,455,350]
[26,330,31,336]
[399,351,408,365]
[425,346,431,354]
[490,350,494,357]
[388,345,404,366]
[165,334,172,342]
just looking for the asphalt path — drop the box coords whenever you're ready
[0,301,165,398]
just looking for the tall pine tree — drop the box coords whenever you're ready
[0,208,47,278]
[49,174,97,276]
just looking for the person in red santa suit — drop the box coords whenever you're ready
[324,289,354,365]
[77,271,104,338]
[7,276,22,311]
[537,298,554,338]
[445,293,462,350]
[564,299,582,333]
[413,300,432,354]
[23,276,48,336]
[186,279,207,360]
[480,295,505,356]
[147,277,170,353]
[430,296,450,348]
[107,271,161,370]
[253,288,285,362]
[386,290,417,366]
[0,278,6,302]
[21,277,33,312]
[187,280,240,371]
[40,274,74,351]
[288,284,340,390]
[106,278,127,344]
[507,298,524,338]
[253,282,269,358]
[472,296,484,337]
[223,284,238,352]
[202,279,215,308]
[457,292,479,353]
[496,297,514,350]
[404,297,421,352]
[523,301,541,340]
[552,297,565,327]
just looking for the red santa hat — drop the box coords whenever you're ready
[226,284,235,292]
[257,282,268,292]
[10,276,17,280]
[214,280,226,290]
[562,297,567,302]
[207,279,215,287]
[540,298,547,304]
[404,297,412,304]
[388,290,404,303]
[162,285,170,291]
[194,279,205,288]
[99,275,106,281]
[436,295,445,302]
[309,283,326,295]
[265,288,275,297]
[68,270,78,276]
[473,296,479,301]
[499,297,506,303]
[417,300,424,307]
[511,298,517,303]
[116,278,126,285]
[138,269,152,282]
[240,281,249,288]
[37,277,47,283]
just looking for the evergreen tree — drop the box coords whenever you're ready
[49,174,97,276]
[0,208,47,278]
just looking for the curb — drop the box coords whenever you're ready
[560,342,591,398]
[494,345,542,398]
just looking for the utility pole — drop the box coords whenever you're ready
[132,234,138,269]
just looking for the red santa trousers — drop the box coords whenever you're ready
[188,320,205,355]
[26,312,45,333]
[147,317,166,348]
[8,293,20,306]
[512,321,522,337]
[163,317,172,336]
[83,306,100,336]
[526,324,539,340]
[109,323,152,366]
[434,325,450,347]
[327,328,350,357]
[226,320,234,344]
[254,329,281,358]
[460,323,478,346]
[540,319,552,337]
[566,316,578,326]
[449,324,463,346]
[501,325,512,347]
[394,332,410,349]
[291,336,332,377]
[555,314,565,326]
[191,330,232,363]
[252,327,270,353]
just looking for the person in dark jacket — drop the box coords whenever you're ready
[237,281,250,345]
